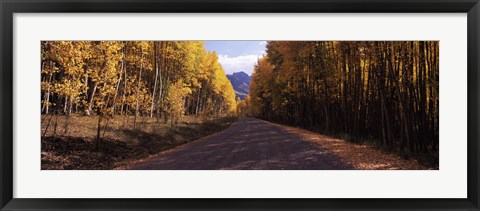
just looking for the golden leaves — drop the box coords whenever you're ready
[41,41,237,119]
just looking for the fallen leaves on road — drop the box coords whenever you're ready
[266,121,433,170]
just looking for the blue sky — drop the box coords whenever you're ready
[205,41,266,76]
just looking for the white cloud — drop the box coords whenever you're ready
[258,41,267,46]
[218,54,263,75]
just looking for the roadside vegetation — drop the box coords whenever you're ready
[41,115,236,170]
[41,41,237,169]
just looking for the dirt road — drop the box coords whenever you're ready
[131,118,353,170]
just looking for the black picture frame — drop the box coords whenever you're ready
[1,0,479,210]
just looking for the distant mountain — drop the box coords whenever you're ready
[226,71,251,100]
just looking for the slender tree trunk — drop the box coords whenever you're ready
[87,83,97,116]
[134,54,144,129]
[63,97,68,114]
[195,87,202,116]
[112,44,125,115]
[121,55,128,115]
[42,74,53,114]
[150,42,159,117]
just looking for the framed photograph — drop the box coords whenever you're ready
[1,0,479,210]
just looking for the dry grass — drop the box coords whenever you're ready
[41,114,237,170]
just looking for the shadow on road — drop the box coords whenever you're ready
[131,118,354,170]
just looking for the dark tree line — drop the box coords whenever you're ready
[247,41,439,160]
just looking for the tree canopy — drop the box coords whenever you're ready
[41,41,237,146]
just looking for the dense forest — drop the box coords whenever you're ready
[41,41,236,146]
[244,41,439,161]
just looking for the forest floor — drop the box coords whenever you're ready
[41,114,237,170]
[271,121,435,170]
[131,118,432,170]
